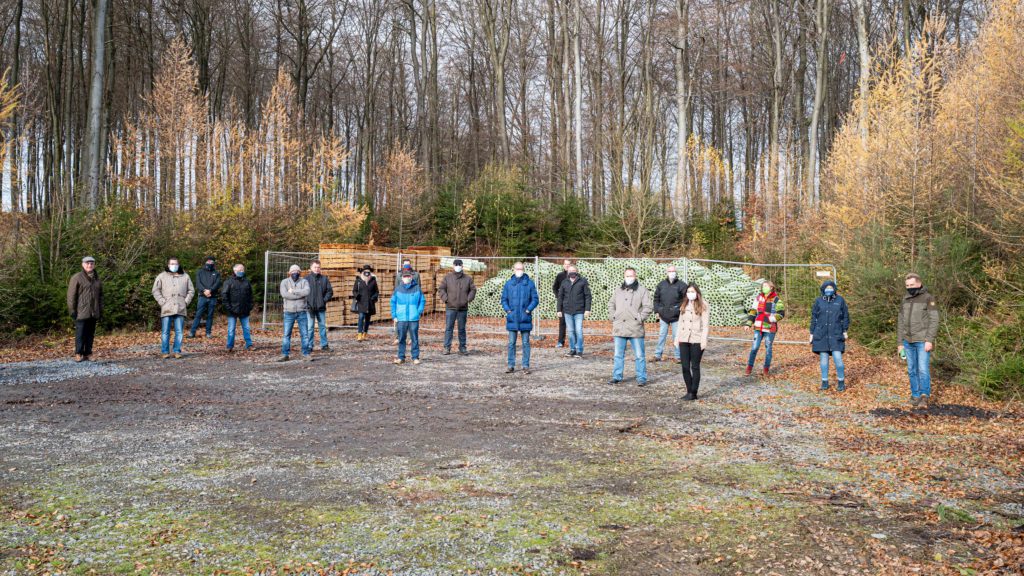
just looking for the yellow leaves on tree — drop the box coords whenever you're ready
[373,142,427,246]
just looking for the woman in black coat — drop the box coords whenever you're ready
[352,264,379,341]
[809,280,850,391]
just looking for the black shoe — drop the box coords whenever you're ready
[607,379,621,385]
[837,380,846,392]
[505,366,514,373]
[564,350,575,358]
[187,333,196,338]
[682,393,695,401]
[574,352,583,359]
[442,348,451,355]
[637,380,648,387]
[459,349,469,356]
[821,381,830,391]
[523,368,531,375]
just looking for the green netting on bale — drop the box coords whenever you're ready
[467,258,764,326]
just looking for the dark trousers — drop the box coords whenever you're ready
[679,343,704,396]
[557,313,566,345]
[444,309,468,351]
[75,318,97,356]
[189,296,216,336]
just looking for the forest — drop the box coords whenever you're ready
[0,0,1020,396]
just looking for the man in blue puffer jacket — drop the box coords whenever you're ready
[501,261,539,375]
[391,270,426,365]
[809,280,850,391]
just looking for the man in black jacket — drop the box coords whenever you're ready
[653,264,685,362]
[305,259,335,351]
[552,259,571,348]
[221,263,255,351]
[189,256,222,338]
[556,265,591,357]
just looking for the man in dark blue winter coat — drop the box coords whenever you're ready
[189,256,222,338]
[809,280,850,391]
[501,262,539,374]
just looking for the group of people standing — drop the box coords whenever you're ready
[66,256,939,407]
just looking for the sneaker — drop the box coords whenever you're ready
[275,355,290,362]
[413,359,421,365]
[556,342,564,348]
[320,345,330,351]
[821,381,830,391]
[442,348,451,356]
[837,380,846,392]
[910,396,921,407]
[302,354,312,362]
[162,354,171,359]
[459,349,469,356]
[607,378,621,385]
[745,365,753,376]
[186,333,196,339]
[74,354,84,363]
[393,358,404,365]
[564,350,576,358]
[652,356,662,363]
[505,367,515,374]
[174,353,183,359]
[226,348,234,353]
[204,333,212,339]
[682,393,695,401]
[574,352,583,359]
[919,396,929,409]
[245,345,256,351]
[637,380,648,387]
[523,368,531,375]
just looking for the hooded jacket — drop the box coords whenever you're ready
[152,267,196,317]
[220,274,254,317]
[897,285,939,344]
[305,272,335,312]
[391,277,426,322]
[608,282,654,338]
[810,281,849,353]
[501,273,539,332]
[351,273,379,315]
[68,269,103,320]
[280,275,311,314]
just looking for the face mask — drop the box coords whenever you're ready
[205,263,214,271]
[568,272,578,280]
[403,264,412,269]
[363,271,371,277]
[235,271,245,278]
[624,277,635,286]
[290,273,300,281]
[169,264,179,273]
[454,266,463,273]
[514,270,524,278]
[762,286,772,295]
[667,273,677,282]
[402,277,412,285]
[907,287,921,297]
[824,288,835,296]
[687,292,697,300]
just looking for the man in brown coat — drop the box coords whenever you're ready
[438,259,477,355]
[67,256,103,362]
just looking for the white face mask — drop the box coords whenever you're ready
[454,266,463,273]
[624,277,635,285]
[169,264,179,273]
[687,292,697,300]
[667,273,677,281]
[514,270,524,277]
[402,277,412,285]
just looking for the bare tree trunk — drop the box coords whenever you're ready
[853,0,870,200]
[805,0,830,208]
[82,0,109,209]
[674,0,692,219]
[572,0,582,198]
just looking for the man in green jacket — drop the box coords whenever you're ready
[67,256,103,362]
[897,273,939,408]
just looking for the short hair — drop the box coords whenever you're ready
[513,261,525,268]
[624,267,636,274]
[310,259,321,266]
[905,273,922,282]
[563,258,572,264]
[168,257,179,262]
[233,263,245,271]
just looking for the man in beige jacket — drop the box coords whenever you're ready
[152,257,195,359]
[607,267,654,386]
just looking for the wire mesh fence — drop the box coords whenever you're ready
[262,250,836,345]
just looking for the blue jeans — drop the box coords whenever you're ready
[820,351,845,381]
[747,330,776,369]
[307,309,328,346]
[564,313,585,354]
[396,321,420,360]
[358,312,372,333]
[227,315,253,350]
[189,296,216,336]
[613,336,647,383]
[903,340,932,397]
[655,319,680,359]
[161,315,185,354]
[507,331,531,368]
[444,309,468,350]
[282,311,311,356]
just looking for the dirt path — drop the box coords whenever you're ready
[1,329,1021,575]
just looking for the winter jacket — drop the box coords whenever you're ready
[897,286,939,344]
[552,270,568,297]
[557,276,592,315]
[152,269,196,317]
[195,266,223,297]
[810,281,849,353]
[395,268,421,285]
[280,276,311,314]
[67,270,103,320]
[351,274,379,315]
[608,282,654,338]
[675,301,710,349]
[438,271,476,310]
[746,292,785,333]
[220,275,254,317]
[305,273,335,312]
[391,278,426,322]
[653,278,685,323]
[501,274,539,332]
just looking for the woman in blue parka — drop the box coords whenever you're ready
[809,280,850,391]
[500,262,540,374]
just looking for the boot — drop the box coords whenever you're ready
[821,380,830,391]
[837,379,846,392]
[745,365,753,376]
[762,367,770,377]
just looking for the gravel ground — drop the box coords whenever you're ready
[0,329,1021,575]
